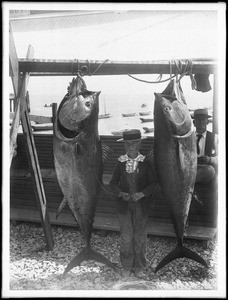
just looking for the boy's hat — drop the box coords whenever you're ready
[191,108,212,119]
[117,129,147,142]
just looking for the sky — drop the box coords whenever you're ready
[11,10,217,61]
[6,5,221,114]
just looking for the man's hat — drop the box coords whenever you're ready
[191,108,212,119]
[117,129,147,142]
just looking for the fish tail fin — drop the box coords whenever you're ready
[154,245,208,273]
[56,196,67,220]
[63,247,116,277]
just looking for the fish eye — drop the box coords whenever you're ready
[164,106,171,111]
[85,101,91,108]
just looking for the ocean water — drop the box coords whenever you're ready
[29,92,213,136]
[29,93,155,136]
[9,71,214,135]
[25,74,214,135]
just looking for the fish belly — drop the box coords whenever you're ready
[53,136,102,242]
[155,132,196,243]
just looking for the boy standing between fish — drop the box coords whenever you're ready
[109,129,160,279]
[192,109,218,185]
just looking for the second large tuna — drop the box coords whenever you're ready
[153,79,208,272]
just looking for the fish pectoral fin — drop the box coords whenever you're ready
[101,142,114,164]
[154,245,208,273]
[75,143,83,156]
[177,141,186,173]
[192,191,203,205]
[145,147,155,168]
[56,196,68,220]
[63,247,116,277]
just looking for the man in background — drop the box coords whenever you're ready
[192,108,218,185]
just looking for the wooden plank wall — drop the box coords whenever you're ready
[10,133,218,230]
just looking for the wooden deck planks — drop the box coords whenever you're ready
[10,133,218,240]
[10,174,217,228]
[10,206,217,242]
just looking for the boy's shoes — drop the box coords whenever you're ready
[121,269,132,277]
[134,269,148,280]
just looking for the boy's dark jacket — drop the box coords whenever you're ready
[109,158,159,214]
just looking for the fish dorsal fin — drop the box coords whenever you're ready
[67,75,87,97]
[161,79,187,105]
[162,79,175,96]
[101,142,114,164]
[75,143,83,156]
[145,147,159,185]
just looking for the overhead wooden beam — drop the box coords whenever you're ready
[18,58,216,76]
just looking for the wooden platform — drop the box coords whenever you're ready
[10,133,218,242]
[10,206,217,242]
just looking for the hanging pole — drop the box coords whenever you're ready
[17,58,216,76]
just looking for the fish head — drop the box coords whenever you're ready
[154,88,192,137]
[58,78,101,137]
[68,89,100,123]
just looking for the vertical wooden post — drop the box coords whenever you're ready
[212,71,218,134]
[9,23,21,98]
[10,97,21,162]
[52,103,58,127]
[9,23,21,164]
[21,108,54,250]
[19,67,54,250]
[9,26,54,250]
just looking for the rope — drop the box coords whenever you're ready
[71,59,82,75]
[127,59,197,89]
[87,59,91,76]
[175,59,197,90]
[169,60,173,81]
[90,59,109,76]
[127,73,177,84]
[80,65,89,75]
[71,59,109,77]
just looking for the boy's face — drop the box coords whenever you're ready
[124,140,141,159]
[193,115,209,134]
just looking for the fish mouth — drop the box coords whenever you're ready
[57,117,89,138]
